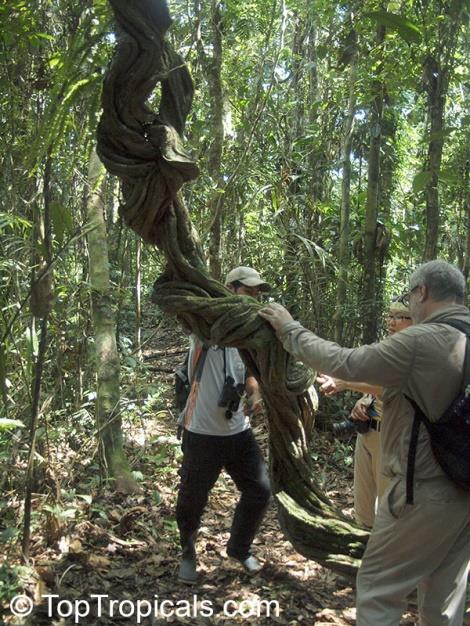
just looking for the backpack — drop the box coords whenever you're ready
[405,319,470,504]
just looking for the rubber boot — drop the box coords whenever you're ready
[229,553,263,575]
[177,531,198,584]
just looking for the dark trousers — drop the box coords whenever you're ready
[176,428,271,560]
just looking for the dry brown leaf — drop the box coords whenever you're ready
[69,539,83,553]
[88,554,111,568]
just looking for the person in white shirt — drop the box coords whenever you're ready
[176,267,271,584]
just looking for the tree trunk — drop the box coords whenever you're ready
[335,32,357,344]
[422,1,465,261]
[23,153,54,561]
[362,24,385,344]
[374,110,397,317]
[86,148,139,494]
[305,7,323,237]
[281,12,306,316]
[463,161,470,301]
[207,0,224,280]
[423,56,446,261]
[135,237,142,357]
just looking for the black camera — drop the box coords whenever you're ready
[331,416,371,437]
[218,376,245,420]
[331,399,377,438]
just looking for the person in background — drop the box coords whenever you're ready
[317,300,412,527]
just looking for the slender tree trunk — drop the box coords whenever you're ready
[423,56,446,261]
[463,161,470,299]
[22,153,54,561]
[282,12,306,315]
[207,0,224,280]
[86,148,139,494]
[335,36,357,344]
[0,341,7,407]
[422,1,464,260]
[135,237,142,358]
[206,0,281,267]
[378,113,397,223]
[22,315,49,561]
[375,111,396,321]
[362,24,385,344]
[306,7,323,237]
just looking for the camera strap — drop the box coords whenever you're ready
[222,347,227,380]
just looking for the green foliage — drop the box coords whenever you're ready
[412,171,432,193]
[367,11,422,44]
[0,0,468,571]
[0,419,24,431]
[0,564,32,604]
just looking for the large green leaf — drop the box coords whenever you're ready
[292,233,335,269]
[0,213,32,233]
[367,11,422,44]
[0,418,25,431]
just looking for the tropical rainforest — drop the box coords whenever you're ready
[1,0,469,624]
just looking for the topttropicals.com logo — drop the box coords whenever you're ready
[10,593,281,623]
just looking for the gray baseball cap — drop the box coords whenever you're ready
[224,266,271,291]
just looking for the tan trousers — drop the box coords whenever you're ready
[356,476,470,626]
[354,429,389,528]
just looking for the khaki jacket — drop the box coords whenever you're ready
[278,304,470,482]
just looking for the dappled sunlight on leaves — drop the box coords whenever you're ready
[0,328,421,625]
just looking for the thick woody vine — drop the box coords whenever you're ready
[97,0,368,577]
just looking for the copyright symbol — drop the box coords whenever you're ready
[10,595,33,617]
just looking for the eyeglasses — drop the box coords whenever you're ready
[397,285,420,307]
[385,314,412,322]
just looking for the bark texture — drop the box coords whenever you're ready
[87,148,139,494]
[97,0,368,576]
[206,0,224,281]
[362,24,385,344]
[335,28,357,344]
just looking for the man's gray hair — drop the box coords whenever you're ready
[410,260,466,303]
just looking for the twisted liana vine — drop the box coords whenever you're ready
[97,0,368,577]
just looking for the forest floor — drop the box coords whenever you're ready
[0,319,458,626]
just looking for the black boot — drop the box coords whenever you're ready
[178,531,198,584]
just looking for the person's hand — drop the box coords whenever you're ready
[350,398,370,422]
[244,376,264,416]
[258,303,294,331]
[245,395,264,417]
[316,374,346,396]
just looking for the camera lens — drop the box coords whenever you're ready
[331,417,371,437]
[331,418,357,438]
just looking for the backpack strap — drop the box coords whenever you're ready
[183,344,208,429]
[404,396,425,504]
[404,318,470,503]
